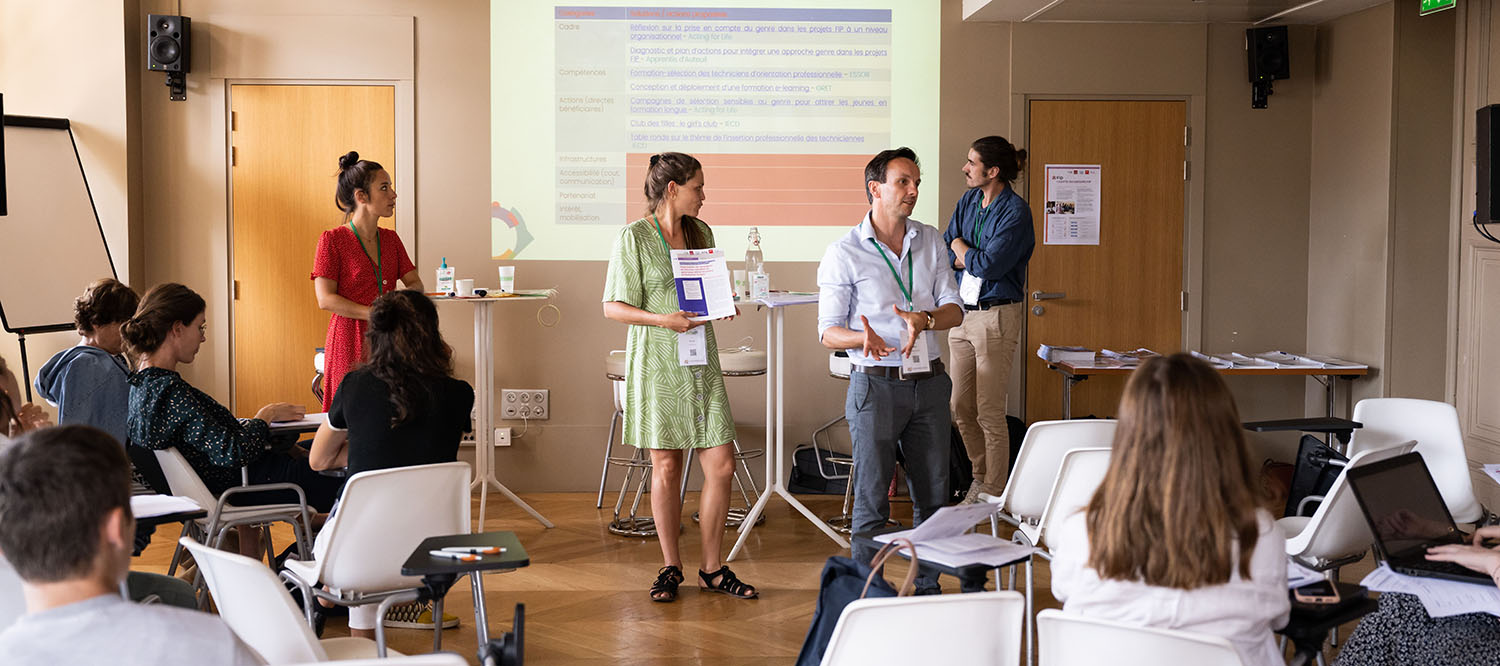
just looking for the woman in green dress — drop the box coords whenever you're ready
[602,152,758,603]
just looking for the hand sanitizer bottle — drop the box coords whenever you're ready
[436,257,455,295]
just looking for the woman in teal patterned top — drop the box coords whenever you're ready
[603,152,757,603]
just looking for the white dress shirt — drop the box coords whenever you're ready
[816,213,963,367]
[1050,509,1291,666]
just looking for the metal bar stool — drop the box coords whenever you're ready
[685,345,767,529]
[595,351,659,536]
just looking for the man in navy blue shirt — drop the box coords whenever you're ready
[944,136,1035,503]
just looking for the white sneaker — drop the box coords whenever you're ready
[959,480,984,505]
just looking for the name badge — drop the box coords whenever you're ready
[959,270,982,306]
[901,330,932,377]
[678,327,709,366]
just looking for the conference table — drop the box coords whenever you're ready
[727,292,850,562]
[436,290,557,529]
[1046,359,1369,419]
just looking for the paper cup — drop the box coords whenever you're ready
[498,266,516,293]
[732,269,749,298]
[456,279,475,297]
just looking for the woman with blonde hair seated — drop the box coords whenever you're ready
[1049,353,1289,665]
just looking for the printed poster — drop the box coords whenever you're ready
[1044,165,1101,245]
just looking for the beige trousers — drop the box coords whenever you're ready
[947,302,1023,493]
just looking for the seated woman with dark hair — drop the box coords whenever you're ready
[34,278,140,445]
[124,283,343,553]
[308,289,473,638]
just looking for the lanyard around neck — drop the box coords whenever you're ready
[867,237,914,310]
[650,214,674,254]
[348,221,384,295]
[971,193,998,243]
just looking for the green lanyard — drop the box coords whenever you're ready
[867,238,914,310]
[650,214,673,254]
[348,221,384,295]
[971,196,997,243]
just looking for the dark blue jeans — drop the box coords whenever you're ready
[845,369,952,593]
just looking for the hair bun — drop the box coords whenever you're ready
[338,151,360,171]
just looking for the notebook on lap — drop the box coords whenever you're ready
[1346,452,1492,585]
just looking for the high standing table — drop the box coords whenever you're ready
[436,290,556,529]
[728,293,848,562]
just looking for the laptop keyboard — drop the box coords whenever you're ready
[1397,560,1485,579]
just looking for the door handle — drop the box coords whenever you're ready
[1031,291,1066,301]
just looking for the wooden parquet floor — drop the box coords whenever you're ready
[132,492,1376,665]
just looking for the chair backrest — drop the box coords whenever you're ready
[822,590,1024,666]
[1286,440,1417,565]
[828,352,853,379]
[1001,420,1117,521]
[1036,609,1244,666]
[315,462,472,592]
[179,536,327,664]
[154,447,220,512]
[1350,398,1482,523]
[0,556,25,632]
[1036,448,1113,551]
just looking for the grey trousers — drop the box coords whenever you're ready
[845,368,952,592]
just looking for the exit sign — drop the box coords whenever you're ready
[1421,0,1456,15]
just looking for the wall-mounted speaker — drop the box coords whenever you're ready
[1478,105,1500,224]
[1247,26,1290,83]
[146,14,191,73]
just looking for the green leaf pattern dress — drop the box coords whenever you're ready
[603,217,736,450]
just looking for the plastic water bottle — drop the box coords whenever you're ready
[744,227,764,275]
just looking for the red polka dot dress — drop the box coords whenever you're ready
[311,225,415,411]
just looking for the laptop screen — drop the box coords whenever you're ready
[1348,453,1464,559]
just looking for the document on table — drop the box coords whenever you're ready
[269,412,328,431]
[1483,464,1500,487]
[873,503,1002,543]
[1287,559,1323,589]
[670,248,735,321]
[1361,564,1500,617]
[130,494,203,518]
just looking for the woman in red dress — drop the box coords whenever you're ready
[312,151,423,411]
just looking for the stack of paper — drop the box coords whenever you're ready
[1362,564,1500,617]
[1038,344,1096,364]
[872,504,1036,568]
[1189,351,1276,369]
[1099,348,1160,367]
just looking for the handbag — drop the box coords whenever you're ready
[794,538,919,666]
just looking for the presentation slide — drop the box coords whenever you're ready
[491,1,939,262]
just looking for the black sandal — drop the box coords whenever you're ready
[698,566,758,599]
[650,565,684,602]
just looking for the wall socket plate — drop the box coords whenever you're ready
[500,388,550,420]
[494,427,512,447]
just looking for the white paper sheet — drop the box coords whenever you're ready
[1287,559,1323,589]
[873,503,1002,543]
[1361,564,1500,617]
[268,412,327,431]
[130,494,203,518]
[1483,464,1500,487]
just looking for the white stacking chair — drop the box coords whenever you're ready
[1348,398,1486,524]
[1280,440,1417,571]
[1036,609,1245,666]
[153,447,313,575]
[281,462,472,657]
[179,536,402,662]
[821,590,1025,666]
[985,420,1118,545]
[283,656,468,666]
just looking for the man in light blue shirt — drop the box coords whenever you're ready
[817,147,964,593]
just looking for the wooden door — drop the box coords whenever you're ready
[1023,100,1186,421]
[231,85,396,415]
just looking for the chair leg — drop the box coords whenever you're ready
[680,448,696,500]
[432,595,445,652]
[1025,557,1035,666]
[596,409,622,508]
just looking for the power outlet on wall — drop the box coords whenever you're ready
[495,426,512,447]
[500,388,550,420]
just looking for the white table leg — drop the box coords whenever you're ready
[727,306,847,563]
[472,301,554,529]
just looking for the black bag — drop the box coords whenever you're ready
[795,539,918,666]
[947,424,973,504]
[1285,434,1347,517]
[788,445,850,495]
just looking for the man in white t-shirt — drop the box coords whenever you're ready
[0,425,261,665]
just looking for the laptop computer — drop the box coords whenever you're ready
[1346,451,1493,585]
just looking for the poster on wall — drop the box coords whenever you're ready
[1043,164,1101,245]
